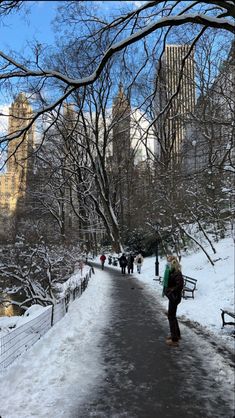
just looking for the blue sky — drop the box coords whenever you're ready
[1,1,59,53]
[0,1,59,137]
[0,1,142,53]
[0,1,140,110]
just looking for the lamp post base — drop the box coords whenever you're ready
[155,261,159,277]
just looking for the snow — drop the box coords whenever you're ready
[0,237,234,418]
[156,238,234,330]
[0,268,113,418]
[56,263,90,297]
[104,236,234,350]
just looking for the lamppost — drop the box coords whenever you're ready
[192,139,197,208]
[155,223,161,278]
[155,238,159,277]
[192,139,197,174]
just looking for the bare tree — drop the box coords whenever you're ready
[0,1,234,146]
[0,0,234,254]
[0,1,24,17]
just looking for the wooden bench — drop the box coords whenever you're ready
[153,276,163,283]
[220,309,235,329]
[182,276,197,299]
[157,275,197,300]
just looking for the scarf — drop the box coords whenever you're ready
[162,264,170,297]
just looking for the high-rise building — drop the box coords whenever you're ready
[112,82,132,167]
[0,93,34,239]
[155,44,196,165]
[111,83,158,233]
[183,40,234,174]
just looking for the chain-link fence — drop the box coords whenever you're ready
[0,268,92,371]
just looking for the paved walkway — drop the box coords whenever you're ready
[75,265,234,418]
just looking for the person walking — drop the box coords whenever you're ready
[100,253,106,270]
[127,253,135,274]
[162,255,184,347]
[134,253,144,274]
[119,253,128,275]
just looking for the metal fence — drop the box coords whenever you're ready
[0,268,92,371]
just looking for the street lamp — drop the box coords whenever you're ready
[154,222,161,278]
[192,139,198,208]
[155,238,159,277]
[192,139,197,174]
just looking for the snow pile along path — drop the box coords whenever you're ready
[0,270,112,418]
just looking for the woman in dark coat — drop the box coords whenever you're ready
[163,256,184,347]
[119,253,128,274]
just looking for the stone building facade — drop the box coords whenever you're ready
[0,93,34,241]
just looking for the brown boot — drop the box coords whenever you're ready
[166,335,181,341]
[166,339,179,347]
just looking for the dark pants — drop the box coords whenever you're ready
[128,265,133,274]
[101,262,105,270]
[167,297,181,342]
[121,266,126,274]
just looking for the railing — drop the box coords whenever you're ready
[0,307,52,369]
[0,268,92,371]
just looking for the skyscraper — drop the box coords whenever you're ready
[155,44,196,165]
[112,82,132,167]
[0,93,34,239]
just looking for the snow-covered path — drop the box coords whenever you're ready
[0,246,234,418]
[76,267,234,418]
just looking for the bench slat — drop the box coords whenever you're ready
[221,309,235,328]
[182,275,197,299]
[222,310,235,319]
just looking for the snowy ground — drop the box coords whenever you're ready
[99,236,234,351]
[132,236,235,352]
[0,268,113,418]
[0,236,234,418]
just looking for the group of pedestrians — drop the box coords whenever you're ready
[118,253,144,275]
[100,252,144,275]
